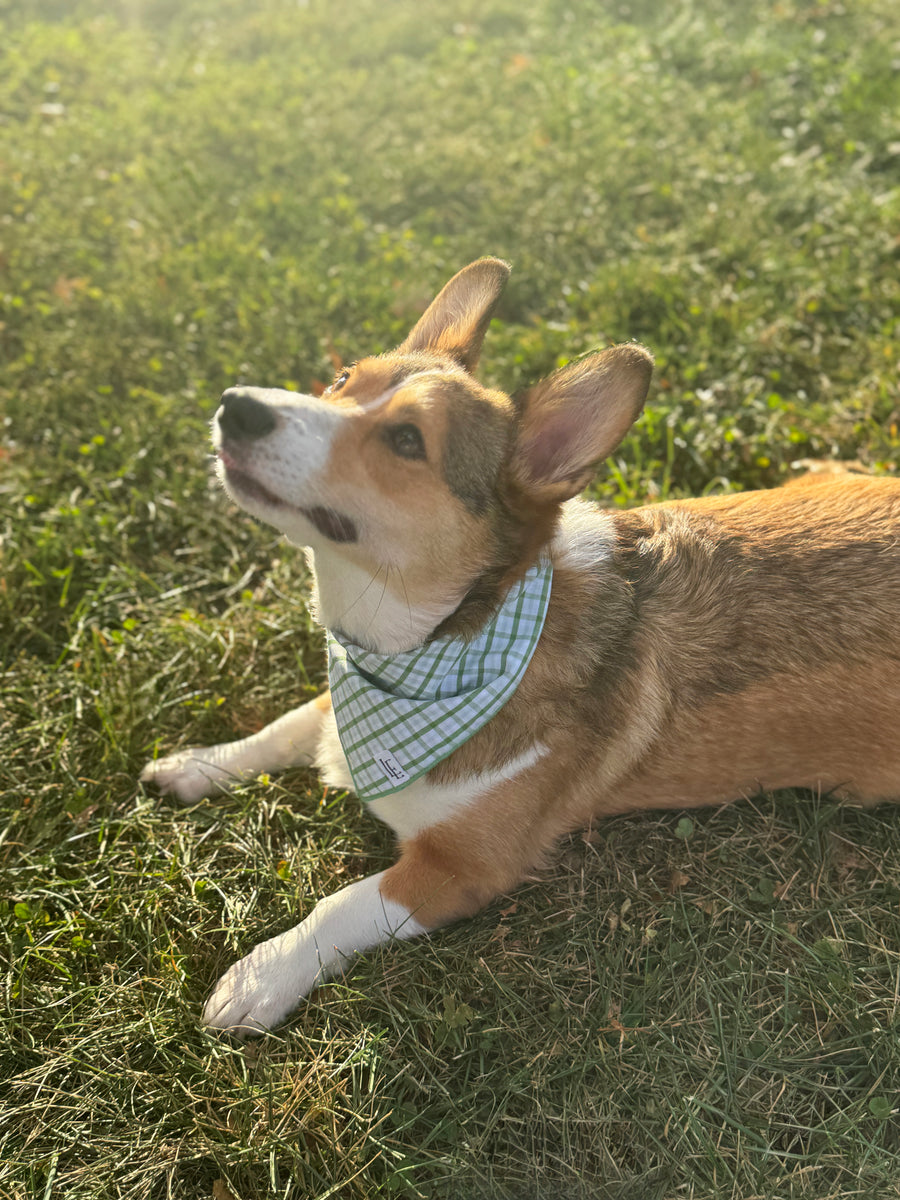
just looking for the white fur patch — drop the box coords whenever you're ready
[364,743,548,839]
[317,713,548,839]
[552,497,616,574]
[202,871,425,1034]
[307,549,457,653]
[359,369,443,412]
[315,705,357,792]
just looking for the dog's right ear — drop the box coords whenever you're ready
[398,257,511,373]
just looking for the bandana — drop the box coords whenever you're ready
[327,558,553,800]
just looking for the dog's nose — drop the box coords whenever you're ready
[217,389,277,441]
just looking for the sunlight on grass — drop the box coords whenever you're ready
[1,0,899,1196]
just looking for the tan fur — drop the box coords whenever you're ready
[379,470,900,924]
[613,658,900,812]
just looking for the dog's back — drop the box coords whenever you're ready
[607,473,900,810]
[427,472,900,848]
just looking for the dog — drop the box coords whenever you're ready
[141,257,900,1035]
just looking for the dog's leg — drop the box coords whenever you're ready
[203,751,563,1033]
[201,822,538,1035]
[202,870,427,1034]
[140,691,332,804]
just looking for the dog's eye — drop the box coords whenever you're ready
[384,423,426,461]
[328,368,351,394]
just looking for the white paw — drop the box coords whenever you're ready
[139,747,239,804]
[200,874,424,1036]
[202,928,322,1036]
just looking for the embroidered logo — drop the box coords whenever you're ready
[373,749,411,786]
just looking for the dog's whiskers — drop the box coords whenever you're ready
[334,563,386,626]
[361,564,393,642]
[391,564,415,643]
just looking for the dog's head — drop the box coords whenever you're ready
[213,258,652,649]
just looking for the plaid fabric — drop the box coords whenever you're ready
[327,558,553,800]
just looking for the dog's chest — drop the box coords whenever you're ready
[314,705,546,839]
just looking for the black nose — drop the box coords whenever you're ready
[217,389,277,441]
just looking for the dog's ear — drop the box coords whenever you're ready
[510,344,653,503]
[398,257,511,373]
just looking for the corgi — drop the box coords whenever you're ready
[141,257,900,1035]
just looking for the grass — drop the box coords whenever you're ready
[1,0,900,1195]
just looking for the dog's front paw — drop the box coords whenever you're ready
[139,747,237,804]
[200,874,415,1036]
[202,928,319,1036]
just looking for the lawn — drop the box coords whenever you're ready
[1,0,899,1196]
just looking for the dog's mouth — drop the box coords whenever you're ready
[220,457,286,509]
[218,452,358,544]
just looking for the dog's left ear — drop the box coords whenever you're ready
[398,257,511,373]
[511,344,653,503]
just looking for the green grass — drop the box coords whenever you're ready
[2,0,900,1196]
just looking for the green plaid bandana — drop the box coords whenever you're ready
[327,558,553,800]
